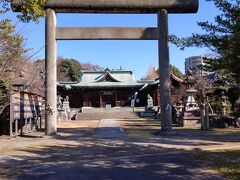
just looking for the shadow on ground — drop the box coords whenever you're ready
[0,136,224,180]
[0,118,239,179]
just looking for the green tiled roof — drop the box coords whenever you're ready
[58,68,145,90]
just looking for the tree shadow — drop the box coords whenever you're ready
[0,120,239,179]
[0,132,224,180]
[172,128,240,143]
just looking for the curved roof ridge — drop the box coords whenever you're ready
[171,73,184,83]
[94,71,121,82]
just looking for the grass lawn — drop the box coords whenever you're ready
[119,118,161,136]
[120,118,240,138]
[190,149,240,180]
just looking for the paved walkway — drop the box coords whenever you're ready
[94,119,126,138]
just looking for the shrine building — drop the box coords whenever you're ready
[57,68,184,108]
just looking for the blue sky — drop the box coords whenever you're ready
[6,1,220,80]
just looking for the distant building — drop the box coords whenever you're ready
[185,56,209,75]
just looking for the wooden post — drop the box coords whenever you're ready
[115,92,117,107]
[20,118,23,135]
[40,116,42,129]
[158,10,173,133]
[9,93,14,136]
[15,120,18,135]
[205,97,210,130]
[200,102,205,130]
[100,92,103,108]
[29,118,32,130]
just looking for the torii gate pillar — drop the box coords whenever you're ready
[45,9,57,135]
[158,10,172,133]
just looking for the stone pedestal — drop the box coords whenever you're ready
[62,101,70,110]
[140,97,156,118]
[57,100,70,122]
[57,110,68,122]
[147,99,153,110]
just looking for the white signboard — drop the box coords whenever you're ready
[106,104,111,108]
[131,99,135,107]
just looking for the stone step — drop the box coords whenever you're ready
[183,116,201,120]
[81,107,139,112]
[139,111,156,117]
[75,109,139,120]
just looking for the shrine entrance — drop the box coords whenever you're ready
[101,92,116,108]
[11,0,199,135]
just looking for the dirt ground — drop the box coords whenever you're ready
[0,118,239,179]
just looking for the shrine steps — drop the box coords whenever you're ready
[75,107,141,120]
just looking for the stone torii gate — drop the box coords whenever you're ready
[11,0,199,135]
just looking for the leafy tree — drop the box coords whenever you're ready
[0,12,27,113]
[170,65,184,79]
[0,76,11,114]
[37,57,103,82]
[0,0,47,119]
[14,0,47,23]
[81,63,103,71]
[170,0,240,86]
[193,74,213,129]
[58,58,82,82]
[226,87,240,111]
[0,1,46,114]
[1,0,46,22]
[142,65,183,80]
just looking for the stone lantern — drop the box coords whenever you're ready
[184,71,198,111]
[221,91,227,116]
